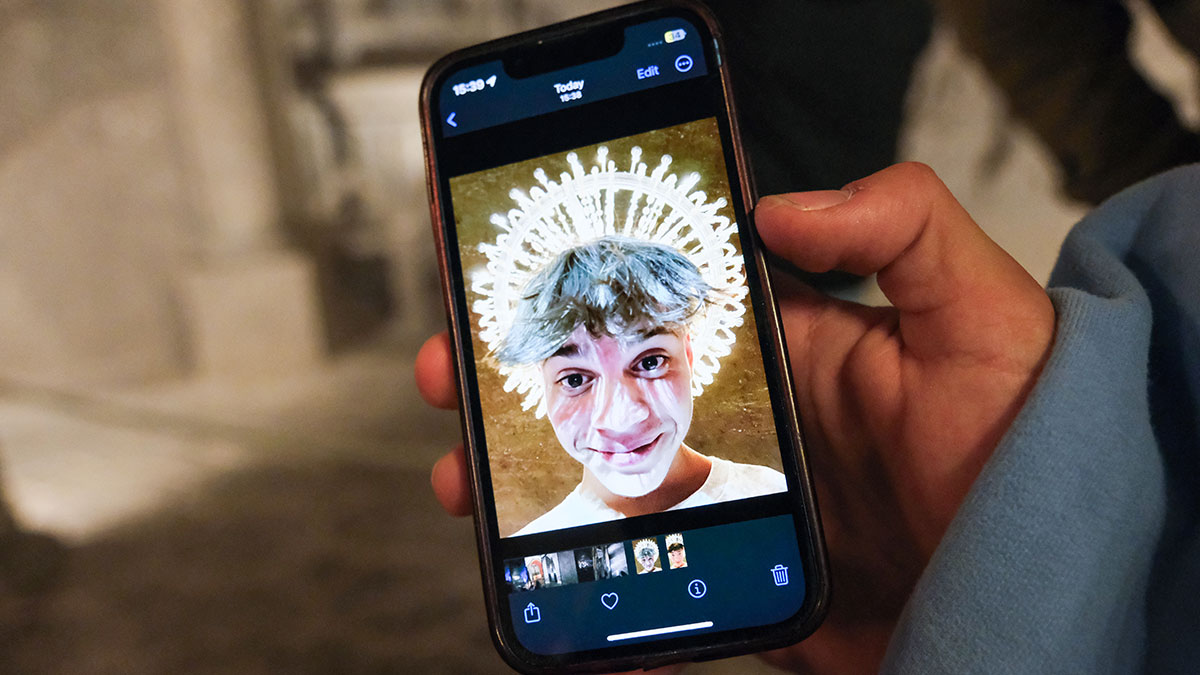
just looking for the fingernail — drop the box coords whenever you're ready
[772,189,852,211]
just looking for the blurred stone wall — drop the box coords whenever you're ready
[0,0,193,384]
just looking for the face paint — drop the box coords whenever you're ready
[541,324,694,498]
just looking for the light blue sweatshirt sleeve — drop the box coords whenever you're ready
[883,165,1200,674]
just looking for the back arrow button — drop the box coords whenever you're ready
[446,112,457,128]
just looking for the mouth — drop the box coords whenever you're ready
[592,434,661,469]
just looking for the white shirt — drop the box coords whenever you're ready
[512,455,787,536]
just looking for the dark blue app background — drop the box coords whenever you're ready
[509,515,805,654]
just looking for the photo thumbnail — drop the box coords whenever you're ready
[505,559,531,593]
[594,542,629,579]
[508,551,580,592]
[634,538,662,574]
[451,118,788,539]
[575,541,629,583]
[665,533,687,569]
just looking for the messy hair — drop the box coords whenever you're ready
[495,236,711,366]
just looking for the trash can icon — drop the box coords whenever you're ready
[770,564,789,586]
[524,602,541,623]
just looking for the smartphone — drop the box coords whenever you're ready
[420,2,827,671]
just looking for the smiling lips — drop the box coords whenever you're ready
[591,434,662,469]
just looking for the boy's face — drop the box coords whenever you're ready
[541,324,694,498]
[668,547,686,567]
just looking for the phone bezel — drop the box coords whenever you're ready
[419,2,829,671]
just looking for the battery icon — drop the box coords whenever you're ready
[664,28,686,43]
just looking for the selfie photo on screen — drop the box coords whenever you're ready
[450,119,787,538]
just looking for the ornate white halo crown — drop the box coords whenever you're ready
[471,145,747,417]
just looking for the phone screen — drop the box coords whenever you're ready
[423,5,825,668]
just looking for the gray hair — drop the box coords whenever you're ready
[495,236,711,365]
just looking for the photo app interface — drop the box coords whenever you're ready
[439,15,809,656]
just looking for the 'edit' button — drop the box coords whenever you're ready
[636,65,661,80]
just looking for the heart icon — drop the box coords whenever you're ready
[600,592,619,610]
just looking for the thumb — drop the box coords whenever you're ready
[754,162,1052,365]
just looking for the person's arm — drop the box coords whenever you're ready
[886,164,1200,673]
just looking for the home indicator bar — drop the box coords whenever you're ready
[607,620,714,642]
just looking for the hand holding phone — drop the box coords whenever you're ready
[419,1,1054,672]
[419,162,1056,672]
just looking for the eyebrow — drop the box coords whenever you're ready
[549,342,579,359]
[640,326,670,339]
[547,325,676,359]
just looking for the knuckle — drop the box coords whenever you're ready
[892,161,941,188]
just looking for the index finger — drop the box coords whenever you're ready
[415,332,458,410]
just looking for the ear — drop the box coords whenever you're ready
[685,333,694,367]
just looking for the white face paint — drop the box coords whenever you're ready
[541,324,694,498]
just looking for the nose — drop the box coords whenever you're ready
[590,375,650,435]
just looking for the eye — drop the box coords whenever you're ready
[633,353,668,376]
[556,371,594,394]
